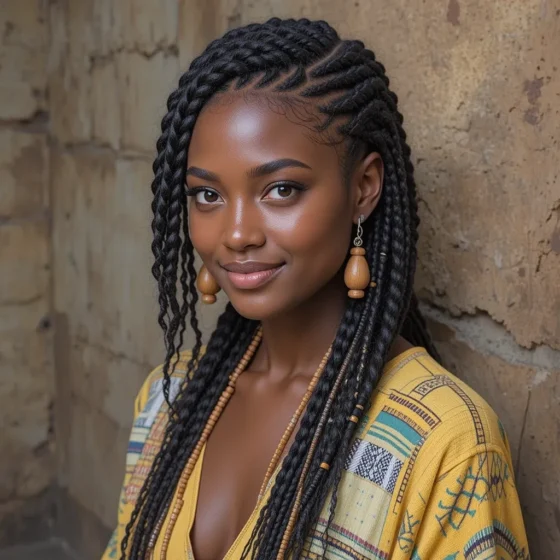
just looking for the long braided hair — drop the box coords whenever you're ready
[122,17,439,559]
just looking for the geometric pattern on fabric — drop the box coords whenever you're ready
[493,520,530,560]
[388,391,441,430]
[464,524,494,560]
[124,375,184,505]
[304,518,390,560]
[368,410,424,459]
[464,520,529,560]
[412,376,486,445]
[345,438,403,493]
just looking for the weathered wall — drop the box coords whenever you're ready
[0,0,55,546]
[1,0,558,558]
[47,0,226,556]
[48,1,188,555]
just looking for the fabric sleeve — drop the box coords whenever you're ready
[99,365,164,560]
[100,349,196,559]
[409,449,530,559]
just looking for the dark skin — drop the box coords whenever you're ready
[186,94,412,560]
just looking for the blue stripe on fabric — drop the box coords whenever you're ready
[370,432,410,458]
[372,425,413,454]
[375,411,423,446]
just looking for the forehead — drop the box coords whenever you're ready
[188,92,343,169]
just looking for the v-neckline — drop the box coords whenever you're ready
[185,442,279,560]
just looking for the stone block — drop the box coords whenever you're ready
[52,147,164,365]
[118,0,178,54]
[178,0,224,69]
[51,147,90,327]
[65,338,150,430]
[116,51,180,153]
[90,58,121,149]
[0,320,53,450]
[0,0,47,120]
[0,222,49,306]
[0,130,48,218]
[48,0,93,143]
[63,397,129,528]
[89,0,179,57]
[0,294,54,505]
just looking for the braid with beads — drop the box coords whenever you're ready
[122,17,439,560]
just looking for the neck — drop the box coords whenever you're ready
[252,276,347,381]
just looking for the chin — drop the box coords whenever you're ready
[228,296,284,321]
[224,288,296,321]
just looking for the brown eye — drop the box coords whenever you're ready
[201,190,219,203]
[187,188,223,205]
[264,182,305,201]
[275,185,293,198]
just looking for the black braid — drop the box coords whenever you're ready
[123,17,439,559]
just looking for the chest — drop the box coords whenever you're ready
[190,373,310,560]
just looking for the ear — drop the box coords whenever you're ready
[351,151,384,223]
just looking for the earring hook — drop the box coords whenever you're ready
[354,214,365,247]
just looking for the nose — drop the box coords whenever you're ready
[222,197,265,252]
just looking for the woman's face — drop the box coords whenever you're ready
[187,94,376,320]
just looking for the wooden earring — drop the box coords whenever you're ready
[344,214,371,299]
[196,264,221,304]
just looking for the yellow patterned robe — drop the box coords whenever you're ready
[102,347,530,559]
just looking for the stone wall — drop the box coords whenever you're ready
[1,0,558,558]
[0,0,55,546]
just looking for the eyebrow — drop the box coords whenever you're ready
[248,158,312,178]
[185,166,220,182]
[186,158,312,183]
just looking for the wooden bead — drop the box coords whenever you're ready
[197,265,221,303]
[348,289,365,298]
[349,247,366,256]
[344,248,370,299]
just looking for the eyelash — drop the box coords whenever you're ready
[185,181,307,204]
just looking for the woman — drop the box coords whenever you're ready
[103,17,530,560]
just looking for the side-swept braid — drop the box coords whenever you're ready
[124,17,439,559]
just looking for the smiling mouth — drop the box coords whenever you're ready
[221,262,285,290]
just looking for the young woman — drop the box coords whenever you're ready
[103,17,530,560]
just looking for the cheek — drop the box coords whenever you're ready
[188,211,215,258]
[275,185,352,269]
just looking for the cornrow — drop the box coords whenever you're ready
[122,17,439,560]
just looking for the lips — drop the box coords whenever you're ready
[221,261,285,290]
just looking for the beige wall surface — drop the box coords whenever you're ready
[0,0,55,546]
[1,0,559,558]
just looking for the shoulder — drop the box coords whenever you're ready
[134,348,204,418]
[363,348,511,471]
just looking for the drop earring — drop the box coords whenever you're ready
[344,214,371,299]
[196,264,221,304]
